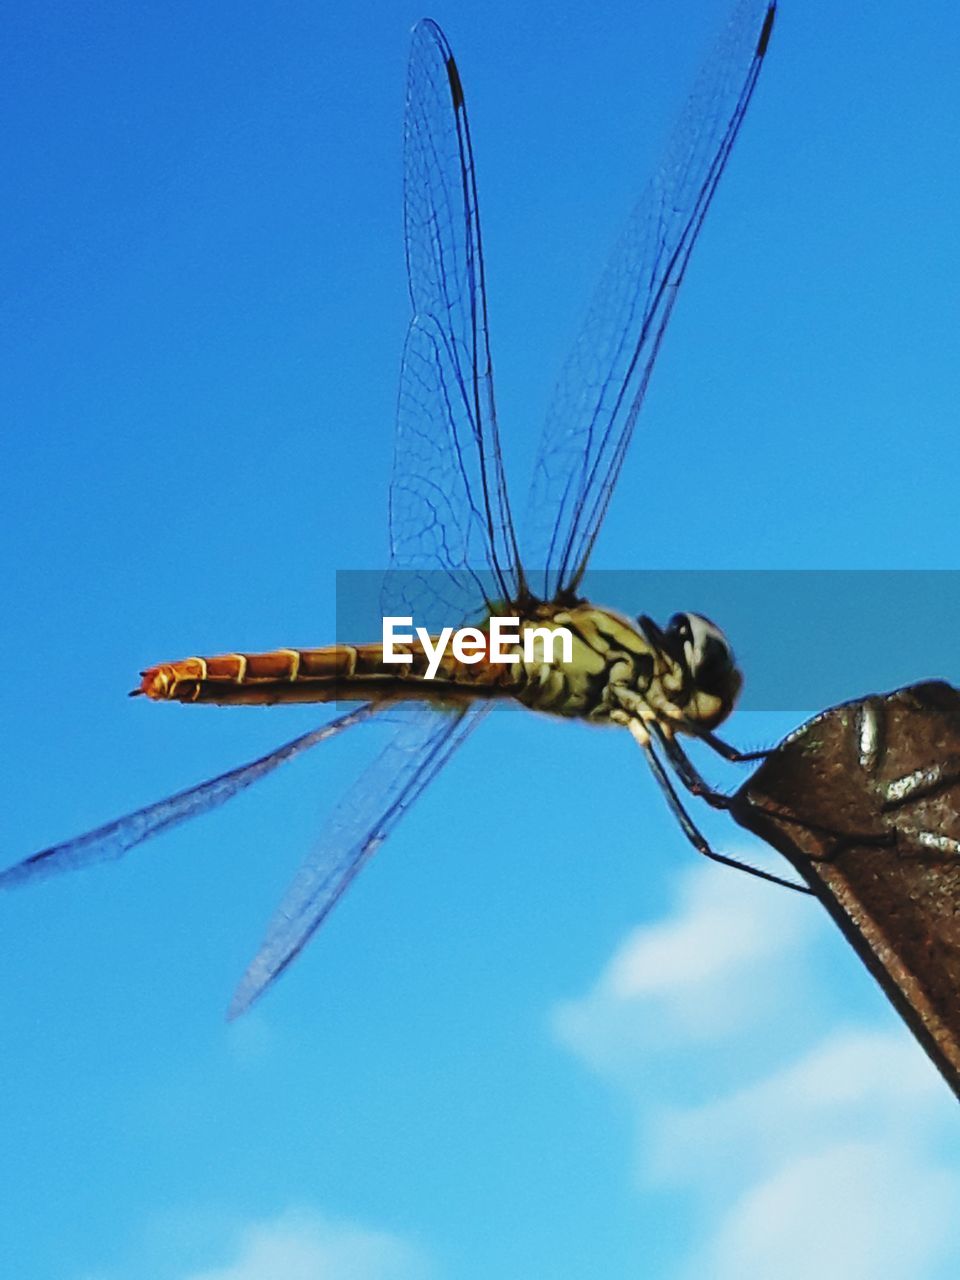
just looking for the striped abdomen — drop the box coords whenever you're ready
[136,641,515,705]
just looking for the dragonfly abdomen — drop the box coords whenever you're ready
[139,646,362,705]
[136,642,513,706]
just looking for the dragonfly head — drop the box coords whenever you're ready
[655,612,743,729]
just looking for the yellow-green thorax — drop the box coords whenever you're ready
[500,602,742,733]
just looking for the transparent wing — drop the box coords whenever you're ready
[0,706,377,890]
[524,0,776,600]
[229,23,506,1011]
[388,314,501,625]
[385,18,525,626]
[229,699,490,1018]
[233,22,509,1014]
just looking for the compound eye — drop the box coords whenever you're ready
[697,632,726,675]
[666,612,691,638]
[661,612,694,666]
[691,629,734,696]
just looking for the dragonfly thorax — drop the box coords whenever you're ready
[511,604,741,734]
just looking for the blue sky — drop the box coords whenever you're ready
[2,1,960,1277]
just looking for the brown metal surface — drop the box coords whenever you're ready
[731,681,960,1100]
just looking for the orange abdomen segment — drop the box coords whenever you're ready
[136,641,513,705]
[140,644,385,705]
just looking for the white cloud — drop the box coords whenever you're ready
[690,1142,959,1280]
[662,1031,960,1280]
[552,857,817,1070]
[551,856,960,1280]
[182,1208,430,1280]
[650,1027,946,1187]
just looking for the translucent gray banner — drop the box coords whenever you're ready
[335,569,960,714]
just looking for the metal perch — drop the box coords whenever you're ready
[731,682,960,1101]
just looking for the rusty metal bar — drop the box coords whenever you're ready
[730,681,960,1101]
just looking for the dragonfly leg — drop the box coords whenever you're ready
[632,727,811,894]
[686,724,770,764]
[648,723,892,849]
[646,722,735,812]
[654,722,909,861]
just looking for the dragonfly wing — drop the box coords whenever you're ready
[229,699,489,1018]
[388,313,505,625]
[384,19,524,625]
[524,0,776,600]
[238,23,508,1012]
[0,705,377,890]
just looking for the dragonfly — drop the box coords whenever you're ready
[2,0,806,1018]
